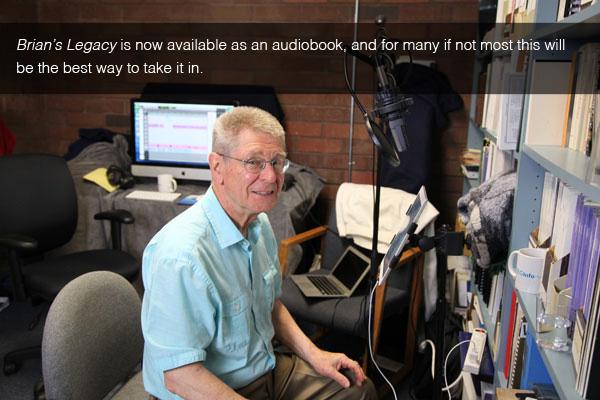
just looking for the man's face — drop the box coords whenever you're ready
[211,128,286,229]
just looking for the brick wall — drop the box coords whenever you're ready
[0,0,478,227]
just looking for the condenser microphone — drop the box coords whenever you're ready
[372,64,413,154]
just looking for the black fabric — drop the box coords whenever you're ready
[64,128,124,161]
[0,154,77,253]
[380,63,464,194]
[23,249,138,300]
[280,208,413,337]
[0,154,139,301]
[280,277,409,337]
[141,83,285,123]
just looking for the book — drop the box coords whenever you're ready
[524,60,572,146]
[504,290,518,381]
[498,72,526,150]
[520,330,553,390]
[563,51,581,147]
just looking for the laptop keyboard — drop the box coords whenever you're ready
[307,275,343,295]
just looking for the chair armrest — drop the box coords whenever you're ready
[94,209,135,224]
[0,233,38,301]
[94,209,134,250]
[278,226,327,278]
[0,233,38,251]
[394,247,422,269]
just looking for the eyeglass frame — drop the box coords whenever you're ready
[217,153,290,175]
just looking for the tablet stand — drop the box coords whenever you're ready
[408,225,465,400]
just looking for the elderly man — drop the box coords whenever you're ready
[141,106,376,400]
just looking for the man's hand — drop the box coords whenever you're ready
[306,349,366,389]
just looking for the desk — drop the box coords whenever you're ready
[52,137,325,276]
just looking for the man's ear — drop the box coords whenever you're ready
[208,152,224,184]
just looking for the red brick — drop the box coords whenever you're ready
[451,5,480,22]
[314,168,345,184]
[285,121,322,137]
[204,5,256,22]
[45,95,86,112]
[347,170,374,185]
[279,94,326,107]
[67,112,105,127]
[297,107,347,123]
[0,3,37,22]
[320,184,340,202]
[320,153,349,169]
[253,5,304,22]
[210,70,254,86]
[300,5,354,22]
[80,5,124,22]
[85,97,128,114]
[351,138,375,155]
[49,125,77,140]
[122,5,170,22]
[296,137,345,153]
[39,4,82,21]
[323,123,350,139]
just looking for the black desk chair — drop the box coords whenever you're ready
[0,154,140,375]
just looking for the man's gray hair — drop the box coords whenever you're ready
[212,106,286,154]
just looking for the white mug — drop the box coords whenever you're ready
[507,248,548,294]
[157,174,177,193]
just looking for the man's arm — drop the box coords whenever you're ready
[271,299,366,388]
[164,362,245,400]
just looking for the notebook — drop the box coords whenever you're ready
[290,246,371,298]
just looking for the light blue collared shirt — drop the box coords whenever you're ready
[141,186,282,399]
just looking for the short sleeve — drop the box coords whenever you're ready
[142,251,217,373]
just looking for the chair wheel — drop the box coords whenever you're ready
[34,377,45,400]
[3,359,21,375]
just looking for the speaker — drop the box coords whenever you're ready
[106,165,135,189]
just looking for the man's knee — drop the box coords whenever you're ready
[340,369,377,400]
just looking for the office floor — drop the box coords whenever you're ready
[0,293,419,400]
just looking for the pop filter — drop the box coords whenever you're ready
[363,115,400,167]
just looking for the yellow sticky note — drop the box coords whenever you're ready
[83,167,119,192]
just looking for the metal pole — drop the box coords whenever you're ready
[348,0,359,182]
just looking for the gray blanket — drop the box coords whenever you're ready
[457,170,516,268]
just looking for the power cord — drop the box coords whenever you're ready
[368,284,398,400]
[417,338,469,399]
[443,340,471,400]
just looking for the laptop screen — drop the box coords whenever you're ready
[332,249,370,289]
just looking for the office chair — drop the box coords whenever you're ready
[42,271,147,399]
[279,209,425,397]
[0,153,139,375]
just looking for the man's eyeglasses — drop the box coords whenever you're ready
[218,153,290,175]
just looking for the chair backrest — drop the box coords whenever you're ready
[42,271,143,400]
[0,154,78,253]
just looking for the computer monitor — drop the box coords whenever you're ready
[129,98,236,182]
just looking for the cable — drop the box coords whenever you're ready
[368,284,398,400]
[443,339,471,400]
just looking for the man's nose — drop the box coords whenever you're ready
[260,162,278,182]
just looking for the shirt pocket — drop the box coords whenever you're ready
[262,264,278,310]
[221,293,250,358]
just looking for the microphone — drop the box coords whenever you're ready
[372,71,413,154]
[343,17,413,167]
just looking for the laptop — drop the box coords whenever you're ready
[290,246,371,298]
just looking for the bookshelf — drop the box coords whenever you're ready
[463,1,600,399]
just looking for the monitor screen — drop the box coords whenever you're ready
[332,248,370,290]
[130,98,236,182]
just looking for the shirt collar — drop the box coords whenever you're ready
[202,186,262,249]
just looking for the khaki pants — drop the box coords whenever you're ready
[237,353,377,400]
